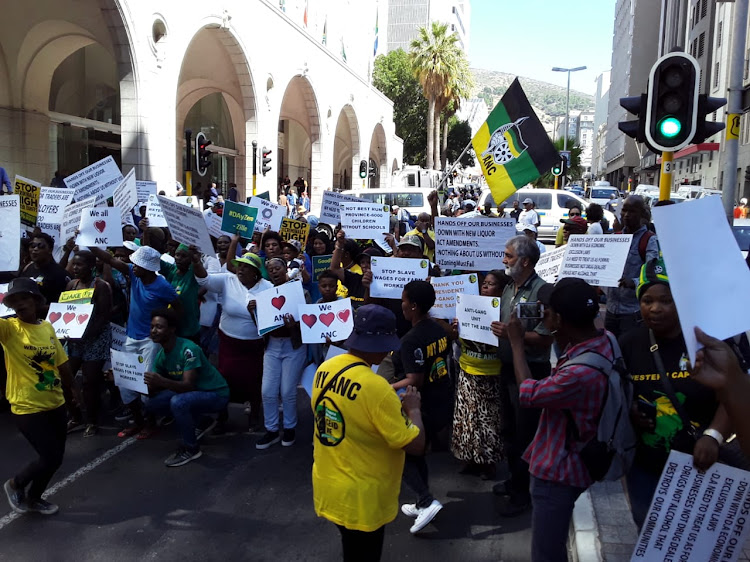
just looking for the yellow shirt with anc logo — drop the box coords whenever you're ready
[0,318,68,415]
[336,263,362,299]
[405,228,435,261]
[312,353,420,531]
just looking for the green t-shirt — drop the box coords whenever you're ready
[153,337,229,398]
[161,261,201,338]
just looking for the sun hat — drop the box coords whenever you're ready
[397,235,423,250]
[232,252,263,273]
[4,277,44,306]
[636,257,669,300]
[344,304,402,353]
[122,240,140,252]
[129,246,162,272]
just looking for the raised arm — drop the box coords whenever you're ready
[88,246,129,276]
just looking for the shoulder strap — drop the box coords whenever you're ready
[638,230,654,262]
[314,360,369,410]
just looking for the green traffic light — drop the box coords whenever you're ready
[658,117,682,138]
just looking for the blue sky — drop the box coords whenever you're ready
[468,0,616,95]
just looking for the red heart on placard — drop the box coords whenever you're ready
[319,312,335,327]
[271,296,286,310]
[302,314,317,328]
[63,312,76,324]
[0,293,5,304]
[77,314,89,325]
[94,220,106,233]
[49,312,62,324]
[337,309,350,323]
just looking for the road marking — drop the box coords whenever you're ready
[0,437,136,531]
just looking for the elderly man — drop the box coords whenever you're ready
[490,235,553,516]
[605,195,658,338]
[518,198,540,229]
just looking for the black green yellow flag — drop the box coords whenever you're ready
[472,78,559,205]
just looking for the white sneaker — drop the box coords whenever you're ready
[401,503,419,518]
[409,500,443,534]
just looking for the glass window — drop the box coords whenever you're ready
[184,93,235,149]
[393,193,424,207]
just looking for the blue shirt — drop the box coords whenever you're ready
[127,265,178,339]
[0,167,12,193]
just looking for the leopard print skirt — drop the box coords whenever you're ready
[450,369,504,465]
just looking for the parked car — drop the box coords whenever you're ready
[341,187,434,218]
[586,186,621,206]
[733,218,750,260]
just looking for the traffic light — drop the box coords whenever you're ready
[693,94,727,144]
[551,161,563,177]
[645,52,700,152]
[618,94,648,143]
[359,159,368,179]
[368,159,376,178]
[744,166,750,183]
[262,147,272,176]
[195,132,212,176]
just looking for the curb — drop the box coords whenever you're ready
[569,489,601,562]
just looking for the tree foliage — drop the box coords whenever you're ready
[532,136,583,188]
[446,119,475,167]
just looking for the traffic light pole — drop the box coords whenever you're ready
[659,151,673,201]
[554,175,559,190]
[252,141,257,197]
[722,0,748,221]
[185,129,192,196]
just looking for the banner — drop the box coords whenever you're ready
[298,298,354,344]
[46,302,94,339]
[255,280,307,335]
[145,193,167,227]
[340,201,391,240]
[76,207,124,248]
[205,210,227,239]
[369,256,429,299]
[157,195,215,256]
[279,217,310,247]
[14,175,41,227]
[135,180,157,203]
[430,274,480,320]
[312,254,333,281]
[536,244,568,284]
[558,234,633,287]
[434,217,516,271]
[59,288,94,304]
[221,201,258,237]
[36,187,75,245]
[112,169,137,224]
[0,196,21,272]
[110,349,148,395]
[61,196,96,246]
[64,156,123,203]
[456,293,501,346]
[319,191,364,225]
[247,196,285,232]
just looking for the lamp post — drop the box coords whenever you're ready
[552,65,586,187]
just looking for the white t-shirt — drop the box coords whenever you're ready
[587,222,604,235]
[518,209,539,227]
[198,255,223,327]
[536,240,547,254]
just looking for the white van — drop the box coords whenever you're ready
[340,187,434,218]
[586,185,621,206]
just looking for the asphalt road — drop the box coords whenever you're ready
[0,392,532,561]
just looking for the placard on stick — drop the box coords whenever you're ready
[46,303,94,339]
[434,217,516,271]
[456,293,501,346]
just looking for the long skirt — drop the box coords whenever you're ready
[450,369,503,465]
[218,330,265,415]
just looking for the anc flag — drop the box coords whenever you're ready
[472,78,560,205]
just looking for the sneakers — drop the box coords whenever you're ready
[281,428,296,447]
[4,479,27,514]
[83,424,98,438]
[114,405,133,422]
[410,500,443,534]
[255,431,281,450]
[401,503,419,518]
[26,498,59,515]
[164,447,203,468]
[66,418,83,434]
[195,418,217,441]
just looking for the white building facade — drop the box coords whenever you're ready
[387,0,470,53]
[0,0,403,212]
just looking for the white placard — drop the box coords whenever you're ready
[456,293,501,346]
[434,217,516,271]
[173,195,200,209]
[36,187,75,245]
[340,201,391,240]
[136,180,157,202]
[0,196,20,272]
[110,323,126,352]
[247,196,285,232]
[61,196,96,246]
[653,196,750,365]
[112,169,137,224]
[430,274,480,320]
[536,244,568,284]
[64,156,123,203]
[205,210,227,239]
[45,302,94,339]
[145,194,167,227]
[298,298,354,344]
[630,450,750,562]
[110,349,148,395]
[0,284,14,317]
[319,191,365,225]
[256,280,307,335]
[157,195,215,256]
[558,234,633,287]
[76,207,124,248]
[369,256,429,299]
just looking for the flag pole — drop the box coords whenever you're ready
[435,139,473,203]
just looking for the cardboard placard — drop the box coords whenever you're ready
[0,196,20,272]
[319,191,364,225]
[64,156,123,203]
[110,349,148,395]
[61,196,96,246]
[536,244,568,284]
[279,217,310,247]
[298,298,354,344]
[135,180,157,203]
[434,217,516,271]
[456,293,501,346]
[145,194,167,227]
[112,169,138,224]
[312,254,334,281]
[558,234,633,287]
[255,280,306,335]
[76,207,124,248]
[0,284,14,317]
[36,187,76,246]
[340,201,391,240]
[157,195,215,257]
[430,274,480,320]
[46,302,94,339]
[221,201,258,237]
[369,256,429,299]
[110,323,127,352]
[205,210,227,239]
[247,196,285,232]
[14,175,41,227]
[58,288,95,304]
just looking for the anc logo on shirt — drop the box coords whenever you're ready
[184,348,195,361]
[315,397,345,447]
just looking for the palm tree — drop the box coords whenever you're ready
[532,136,583,188]
[439,56,473,169]
[410,22,462,170]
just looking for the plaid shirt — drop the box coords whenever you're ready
[519,332,612,488]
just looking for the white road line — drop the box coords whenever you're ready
[0,437,137,531]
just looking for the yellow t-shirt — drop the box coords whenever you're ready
[336,263,363,299]
[312,353,420,531]
[405,228,435,261]
[1,318,68,415]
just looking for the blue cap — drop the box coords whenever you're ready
[344,305,401,353]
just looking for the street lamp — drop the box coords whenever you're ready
[552,65,587,187]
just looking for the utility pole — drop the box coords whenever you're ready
[252,140,258,197]
[185,129,192,196]
[552,66,586,189]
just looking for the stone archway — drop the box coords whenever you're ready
[332,104,360,191]
[369,122,388,189]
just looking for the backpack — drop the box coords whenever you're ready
[563,332,636,482]
[637,230,655,262]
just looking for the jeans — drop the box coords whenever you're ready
[261,337,307,432]
[403,454,434,508]
[336,525,385,562]
[530,476,585,562]
[624,463,660,531]
[144,390,228,449]
[120,337,160,405]
[14,406,67,500]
